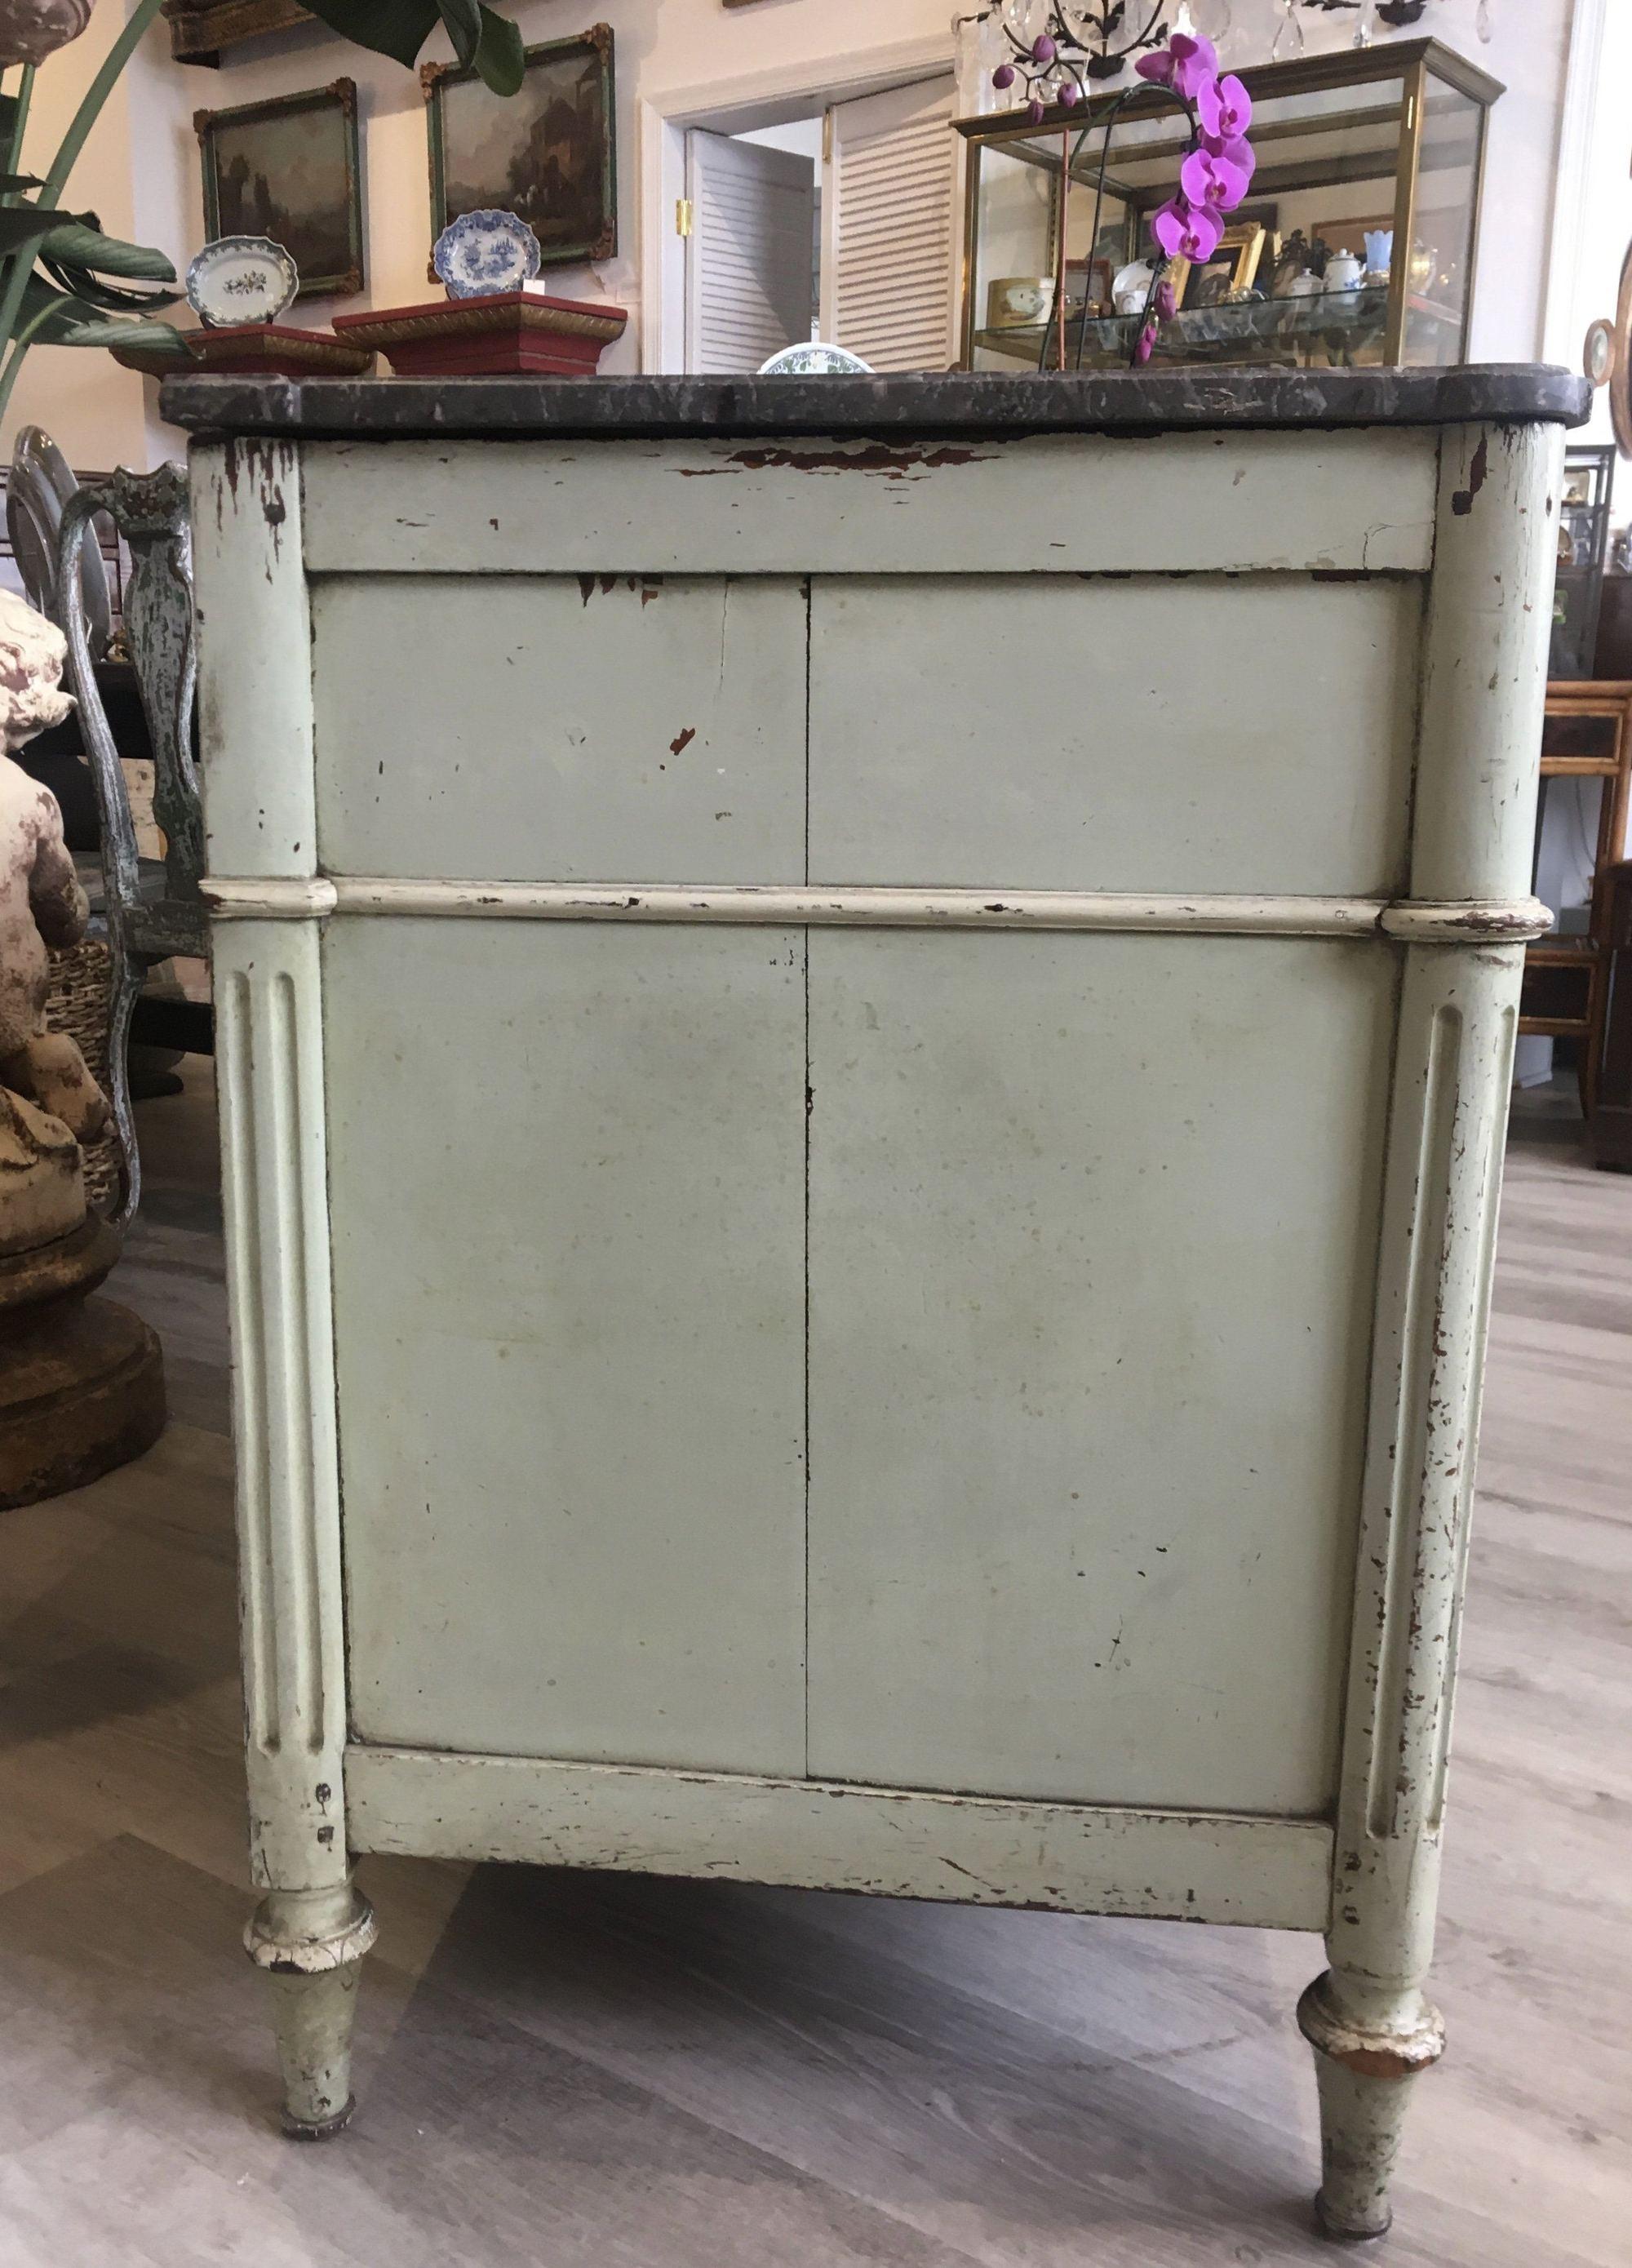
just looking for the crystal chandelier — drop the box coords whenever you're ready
[1277,0,1490,54]
[1297,0,1448,25]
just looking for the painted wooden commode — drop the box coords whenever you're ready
[164,366,1584,2239]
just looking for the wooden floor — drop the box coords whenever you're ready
[0,1063,1626,2266]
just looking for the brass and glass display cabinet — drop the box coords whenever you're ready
[956,38,1499,374]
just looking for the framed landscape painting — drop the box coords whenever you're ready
[195,79,364,302]
[423,25,617,269]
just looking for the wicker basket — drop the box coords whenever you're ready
[44,939,123,1219]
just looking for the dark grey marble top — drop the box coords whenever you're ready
[160,366,1589,441]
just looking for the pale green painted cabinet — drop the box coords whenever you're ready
[168,366,1581,2239]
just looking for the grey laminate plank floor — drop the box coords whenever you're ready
[0,1062,1626,2266]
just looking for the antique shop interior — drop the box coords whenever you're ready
[0,0,1628,2261]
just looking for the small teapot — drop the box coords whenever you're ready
[1324,251,1364,295]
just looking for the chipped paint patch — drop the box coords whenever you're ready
[678,443,991,482]
[1450,433,1489,517]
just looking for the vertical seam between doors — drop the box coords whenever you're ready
[803,573,813,1778]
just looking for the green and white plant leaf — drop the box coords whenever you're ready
[0,0,527,433]
[300,0,525,94]
[16,274,185,353]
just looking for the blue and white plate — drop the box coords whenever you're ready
[186,236,299,327]
[434,210,542,301]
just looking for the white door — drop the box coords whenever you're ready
[685,130,816,374]
[820,76,958,372]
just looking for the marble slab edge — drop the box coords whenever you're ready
[159,365,1591,441]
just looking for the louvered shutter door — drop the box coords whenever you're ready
[685,131,816,375]
[823,77,957,373]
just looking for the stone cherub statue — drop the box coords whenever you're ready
[0,588,109,1257]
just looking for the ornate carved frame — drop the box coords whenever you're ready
[193,78,365,304]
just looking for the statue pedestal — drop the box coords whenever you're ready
[0,1217,166,1509]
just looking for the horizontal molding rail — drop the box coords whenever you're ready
[344,1745,1334,1929]
[202,877,1554,944]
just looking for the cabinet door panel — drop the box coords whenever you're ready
[328,918,808,1773]
[809,575,1421,896]
[806,930,1394,1814]
[312,573,807,885]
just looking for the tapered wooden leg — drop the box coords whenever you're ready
[1297,1971,1444,2240]
[246,1883,378,2138]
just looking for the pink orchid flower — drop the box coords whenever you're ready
[1202,132,1257,187]
[1134,318,1158,365]
[1197,72,1253,142]
[1135,47,1174,86]
[1180,144,1251,219]
[1169,33,1219,100]
[1154,276,1177,322]
[1152,197,1222,265]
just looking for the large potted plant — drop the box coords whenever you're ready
[0,0,526,427]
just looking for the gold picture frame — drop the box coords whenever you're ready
[1176,222,1267,312]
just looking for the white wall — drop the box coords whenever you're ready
[0,0,1579,470]
[1543,0,1625,450]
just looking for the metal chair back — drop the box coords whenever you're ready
[57,465,202,1226]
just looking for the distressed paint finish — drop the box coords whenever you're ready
[807,575,1425,898]
[1410,423,1564,903]
[190,437,317,880]
[806,930,1397,1814]
[213,918,348,1894]
[310,573,808,885]
[344,1751,1333,1929]
[323,917,809,1774]
[184,384,1568,2216]
[296,428,1439,578]
[201,876,1554,941]
[245,1884,378,2137]
[1306,423,1563,2242]
[213,913,371,2128]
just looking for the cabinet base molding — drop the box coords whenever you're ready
[346,1747,1333,1930]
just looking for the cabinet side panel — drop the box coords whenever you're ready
[806,930,1396,1814]
[326,917,808,1774]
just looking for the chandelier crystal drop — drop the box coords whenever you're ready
[1272,0,1306,58]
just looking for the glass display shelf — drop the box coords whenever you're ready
[972,283,1463,372]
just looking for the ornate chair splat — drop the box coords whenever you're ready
[57,465,203,1227]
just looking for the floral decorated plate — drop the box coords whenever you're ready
[434,210,542,301]
[757,337,872,375]
[187,236,299,328]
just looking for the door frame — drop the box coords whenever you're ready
[637,31,957,375]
